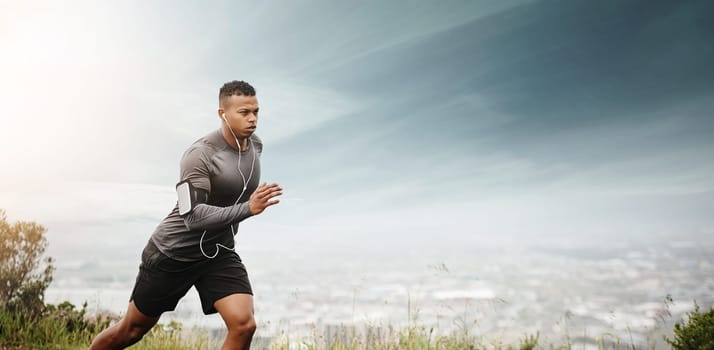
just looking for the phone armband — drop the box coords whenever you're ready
[176,180,208,216]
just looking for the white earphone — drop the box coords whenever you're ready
[198,112,256,258]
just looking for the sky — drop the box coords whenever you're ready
[1,0,713,262]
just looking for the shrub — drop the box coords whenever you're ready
[0,209,55,317]
[665,301,714,350]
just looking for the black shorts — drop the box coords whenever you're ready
[130,240,253,317]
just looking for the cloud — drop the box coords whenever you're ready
[2,182,175,224]
[262,0,714,197]
[1,0,712,249]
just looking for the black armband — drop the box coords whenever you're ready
[176,180,209,216]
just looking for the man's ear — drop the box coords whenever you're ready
[217,108,224,119]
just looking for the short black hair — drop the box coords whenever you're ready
[219,80,256,105]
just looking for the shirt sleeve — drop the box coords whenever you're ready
[177,145,254,231]
[183,202,253,231]
[179,146,211,192]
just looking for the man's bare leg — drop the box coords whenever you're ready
[214,293,256,350]
[89,301,160,350]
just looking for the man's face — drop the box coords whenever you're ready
[220,94,259,138]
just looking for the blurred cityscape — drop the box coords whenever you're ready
[46,232,714,348]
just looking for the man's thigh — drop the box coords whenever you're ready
[194,252,253,315]
[131,243,197,317]
[214,293,255,327]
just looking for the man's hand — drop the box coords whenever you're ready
[249,182,282,216]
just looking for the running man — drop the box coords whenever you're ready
[90,80,282,350]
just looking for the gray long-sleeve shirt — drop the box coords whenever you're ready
[150,128,262,261]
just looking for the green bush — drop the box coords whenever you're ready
[0,209,55,317]
[0,210,114,348]
[0,300,115,348]
[665,301,714,350]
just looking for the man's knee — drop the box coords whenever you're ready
[89,318,154,349]
[125,323,151,344]
[115,318,154,346]
[227,314,256,336]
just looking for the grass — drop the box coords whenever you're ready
[0,302,545,350]
[121,322,217,350]
[0,313,669,350]
[0,302,216,350]
[270,324,500,350]
[0,297,699,350]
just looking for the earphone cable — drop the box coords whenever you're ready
[199,125,255,259]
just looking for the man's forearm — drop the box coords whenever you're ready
[182,202,253,231]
